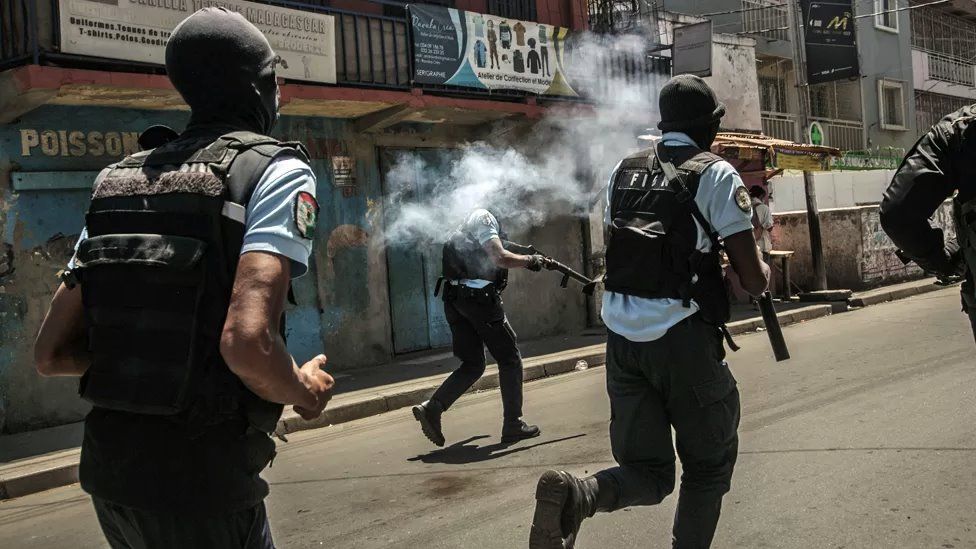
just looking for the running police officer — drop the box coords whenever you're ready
[33,9,333,547]
[880,105,975,339]
[413,208,549,446]
[529,75,770,549]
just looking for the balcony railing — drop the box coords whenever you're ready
[812,117,865,151]
[1,0,37,70]
[2,0,670,104]
[334,11,409,87]
[741,0,790,41]
[761,111,798,142]
[925,51,976,87]
[761,111,865,151]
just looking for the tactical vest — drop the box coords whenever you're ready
[71,130,308,431]
[604,145,731,324]
[442,217,509,290]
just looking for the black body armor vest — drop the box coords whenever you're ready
[442,216,509,290]
[604,145,731,324]
[73,130,308,431]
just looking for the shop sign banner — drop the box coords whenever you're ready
[800,0,860,85]
[58,0,337,84]
[409,4,577,96]
[672,21,712,77]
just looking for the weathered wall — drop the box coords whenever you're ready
[0,104,591,433]
[770,202,953,291]
[769,169,896,213]
[656,12,761,132]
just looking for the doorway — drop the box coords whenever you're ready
[380,147,458,354]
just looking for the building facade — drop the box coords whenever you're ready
[663,0,918,152]
[910,0,976,134]
[0,0,669,432]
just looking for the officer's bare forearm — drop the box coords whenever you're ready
[496,251,534,269]
[220,332,317,409]
[725,231,769,297]
[35,283,91,377]
[221,251,317,410]
[484,238,533,269]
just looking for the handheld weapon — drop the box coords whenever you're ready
[503,241,598,295]
[757,291,790,362]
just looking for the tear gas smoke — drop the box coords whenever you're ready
[383,31,668,244]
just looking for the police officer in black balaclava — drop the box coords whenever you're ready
[881,106,975,340]
[34,9,334,548]
[528,75,770,549]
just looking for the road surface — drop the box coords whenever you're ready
[2,288,975,548]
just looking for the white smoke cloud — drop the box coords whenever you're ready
[382,30,668,245]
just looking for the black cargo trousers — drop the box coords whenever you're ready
[431,284,524,421]
[595,314,740,549]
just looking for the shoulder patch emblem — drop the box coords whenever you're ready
[481,213,494,226]
[734,186,752,213]
[294,191,319,240]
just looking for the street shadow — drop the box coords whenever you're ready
[408,433,586,465]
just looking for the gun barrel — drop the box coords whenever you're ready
[548,260,593,285]
[758,292,790,362]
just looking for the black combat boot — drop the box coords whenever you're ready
[501,419,541,443]
[412,399,445,447]
[529,470,599,549]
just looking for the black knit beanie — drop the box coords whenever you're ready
[658,74,726,132]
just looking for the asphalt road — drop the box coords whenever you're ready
[2,288,975,549]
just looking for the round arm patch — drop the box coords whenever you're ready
[734,186,752,213]
[294,191,319,240]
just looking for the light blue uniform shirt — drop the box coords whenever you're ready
[601,132,754,342]
[70,156,316,278]
[451,208,500,289]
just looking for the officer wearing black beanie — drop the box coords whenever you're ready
[529,75,770,549]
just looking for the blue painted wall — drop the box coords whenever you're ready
[0,105,384,433]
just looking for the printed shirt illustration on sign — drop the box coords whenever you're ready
[527,49,541,74]
[499,22,512,47]
[475,41,488,68]
[513,49,525,73]
[514,22,526,46]
[539,25,548,44]
[473,14,485,37]
[295,191,319,240]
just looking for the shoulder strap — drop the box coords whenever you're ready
[655,142,723,251]
[222,132,311,206]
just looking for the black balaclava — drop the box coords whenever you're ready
[166,8,280,135]
[658,75,725,150]
[685,120,722,150]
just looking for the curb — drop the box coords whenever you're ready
[274,346,607,437]
[0,450,79,500]
[849,280,946,308]
[726,304,832,336]
[0,284,935,501]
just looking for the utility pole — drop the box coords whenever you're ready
[789,0,828,291]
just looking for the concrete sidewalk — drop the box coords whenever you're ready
[0,277,947,500]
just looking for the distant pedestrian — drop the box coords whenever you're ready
[750,185,774,264]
